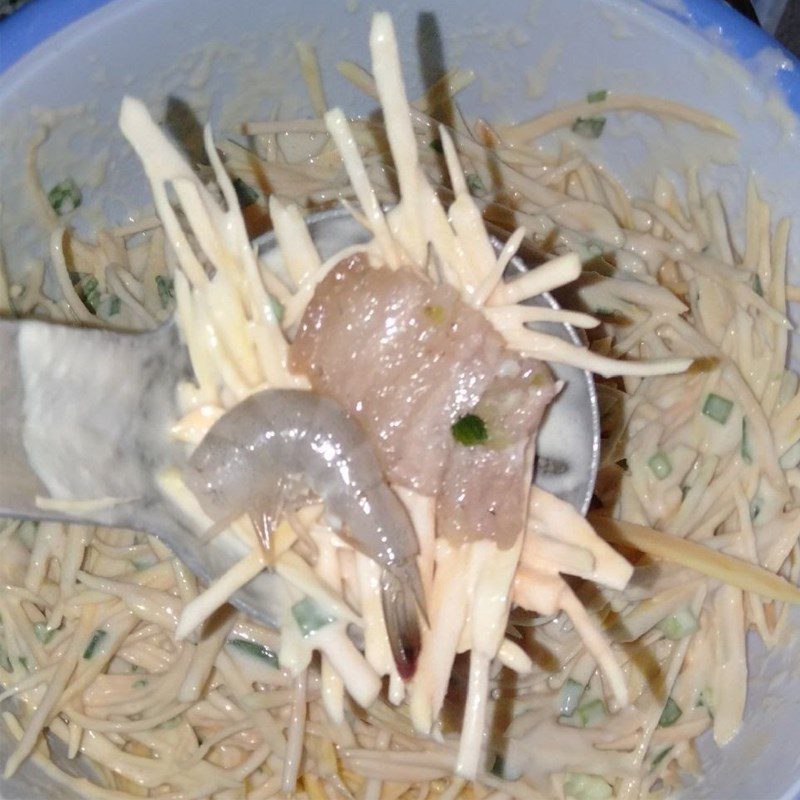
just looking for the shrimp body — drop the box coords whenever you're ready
[184,388,424,678]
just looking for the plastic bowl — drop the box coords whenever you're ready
[0,1,798,798]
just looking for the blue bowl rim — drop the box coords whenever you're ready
[0,0,799,114]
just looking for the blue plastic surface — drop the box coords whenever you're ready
[0,0,110,71]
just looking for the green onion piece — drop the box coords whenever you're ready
[587,89,608,103]
[741,417,752,464]
[82,277,100,312]
[576,697,606,727]
[466,172,485,194]
[133,678,148,689]
[429,138,443,153]
[647,451,672,480]
[423,304,445,324]
[83,629,107,660]
[702,393,733,424]
[752,274,763,297]
[48,177,83,215]
[697,687,715,718]
[750,497,762,521]
[652,746,674,768]
[227,637,280,668]
[232,177,259,207]
[657,608,698,640]
[451,413,488,446]
[268,295,285,322]
[107,295,122,317]
[291,597,335,638]
[33,622,56,645]
[571,116,606,139]
[658,697,682,728]
[17,656,29,671]
[69,272,101,314]
[17,520,38,549]
[563,772,613,800]
[155,275,175,309]
[560,678,585,717]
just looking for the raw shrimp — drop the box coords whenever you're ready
[184,388,425,678]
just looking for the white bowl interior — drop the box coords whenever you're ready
[0,1,798,798]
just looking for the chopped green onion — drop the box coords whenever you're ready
[155,275,175,309]
[82,277,100,311]
[564,772,613,800]
[429,138,443,153]
[268,295,285,322]
[465,172,485,194]
[697,687,715,718]
[560,678,586,717]
[17,656,29,672]
[291,597,335,637]
[575,697,606,727]
[83,629,107,660]
[17,521,38,549]
[652,746,674,768]
[48,177,82,215]
[647,451,672,480]
[581,241,605,262]
[741,417,752,464]
[106,295,122,317]
[752,274,763,297]
[33,622,56,645]
[232,176,259,207]
[750,497,762,521]
[587,89,608,103]
[657,608,698,640]
[227,637,280,669]
[702,393,733,425]
[658,697,682,728]
[69,272,101,314]
[423,304,445,324]
[571,116,606,139]
[451,413,488,446]
[133,678,148,689]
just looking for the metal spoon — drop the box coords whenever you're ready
[0,207,600,627]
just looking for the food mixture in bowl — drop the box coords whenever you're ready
[1,11,799,800]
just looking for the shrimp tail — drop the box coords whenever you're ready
[380,562,425,680]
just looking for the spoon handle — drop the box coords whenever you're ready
[0,317,186,527]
